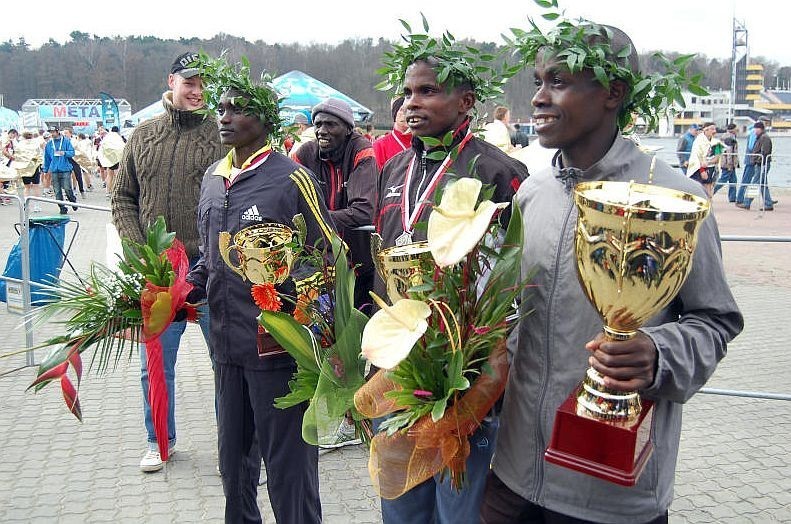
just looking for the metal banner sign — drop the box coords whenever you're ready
[5,281,24,315]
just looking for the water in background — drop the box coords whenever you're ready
[642,135,791,188]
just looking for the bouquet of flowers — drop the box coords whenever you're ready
[252,231,370,446]
[12,217,195,461]
[354,178,530,499]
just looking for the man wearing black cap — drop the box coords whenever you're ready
[736,120,775,210]
[372,96,411,171]
[292,97,377,311]
[112,51,224,473]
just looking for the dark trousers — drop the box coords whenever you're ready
[68,158,84,193]
[480,471,668,524]
[354,269,374,314]
[216,362,321,524]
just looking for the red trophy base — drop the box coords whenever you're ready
[544,389,654,486]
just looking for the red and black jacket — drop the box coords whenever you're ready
[376,120,528,249]
[294,132,378,278]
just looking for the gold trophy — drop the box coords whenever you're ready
[545,181,710,486]
[219,221,300,285]
[219,218,306,359]
[371,233,435,303]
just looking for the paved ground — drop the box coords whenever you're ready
[0,182,789,523]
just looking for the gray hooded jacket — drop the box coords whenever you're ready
[493,136,743,523]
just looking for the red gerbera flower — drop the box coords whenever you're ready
[251,283,282,312]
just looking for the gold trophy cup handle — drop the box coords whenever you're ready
[371,233,384,281]
[218,231,247,280]
[292,213,307,246]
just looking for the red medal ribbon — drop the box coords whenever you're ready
[401,129,474,235]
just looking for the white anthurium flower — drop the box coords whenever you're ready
[427,178,509,267]
[361,294,431,370]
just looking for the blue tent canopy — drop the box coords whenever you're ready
[0,107,20,131]
[128,70,374,128]
[130,100,164,126]
[273,71,373,124]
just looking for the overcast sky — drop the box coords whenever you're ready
[3,0,790,65]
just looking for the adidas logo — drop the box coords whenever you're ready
[240,205,263,222]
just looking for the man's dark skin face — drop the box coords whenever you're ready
[314,113,351,155]
[217,92,269,167]
[532,48,658,392]
[402,60,474,139]
[532,51,625,171]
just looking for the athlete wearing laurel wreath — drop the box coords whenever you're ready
[187,53,334,524]
[372,19,528,523]
[481,4,743,523]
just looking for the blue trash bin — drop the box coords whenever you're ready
[0,215,71,305]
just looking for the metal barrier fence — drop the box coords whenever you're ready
[657,151,789,213]
[0,184,111,369]
[1,183,789,404]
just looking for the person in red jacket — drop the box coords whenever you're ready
[372,96,411,171]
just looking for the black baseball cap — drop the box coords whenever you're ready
[170,52,200,78]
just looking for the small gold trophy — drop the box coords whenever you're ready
[545,181,710,486]
[218,222,298,285]
[371,233,435,303]
[219,219,305,359]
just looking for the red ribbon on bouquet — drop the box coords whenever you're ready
[139,239,193,461]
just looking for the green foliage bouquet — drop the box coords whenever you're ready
[354,178,531,498]
[256,234,370,447]
[5,217,195,461]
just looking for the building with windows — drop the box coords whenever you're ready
[665,90,769,136]
[655,18,785,136]
[755,90,791,131]
[742,64,765,105]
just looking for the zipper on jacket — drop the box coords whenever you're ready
[328,161,337,210]
[532,188,576,502]
[336,164,344,209]
[413,150,428,208]
[166,130,180,235]
[221,183,230,357]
